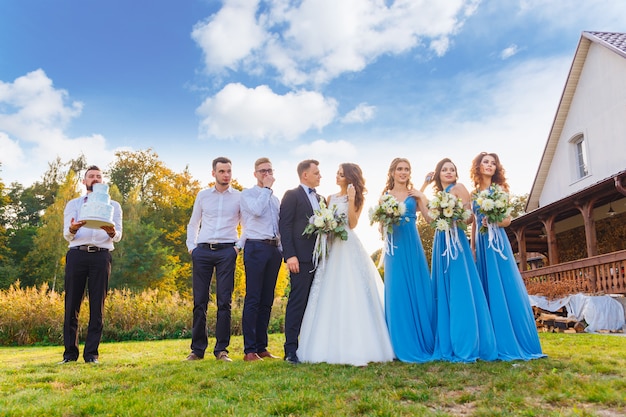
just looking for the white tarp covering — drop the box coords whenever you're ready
[529,294,626,332]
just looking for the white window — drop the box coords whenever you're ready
[570,134,589,179]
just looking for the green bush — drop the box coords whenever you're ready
[0,282,287,346]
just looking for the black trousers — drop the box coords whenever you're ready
[190,246,236,358]
[63,249,111,361]
[283,261,315,356]
[242,241,282,354]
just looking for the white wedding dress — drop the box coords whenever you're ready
[297,194,395,366]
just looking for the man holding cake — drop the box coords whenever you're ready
[60,165,123,364]
[186,156,242,362]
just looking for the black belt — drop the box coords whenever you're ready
[246,239,280,247]
[198,242,235,251]
[71,245,109,253]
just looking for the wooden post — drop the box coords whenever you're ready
[540,215,559,266]
[513,225,527,272]
[574,199,598,258]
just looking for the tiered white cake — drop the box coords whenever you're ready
[79,183,115,228]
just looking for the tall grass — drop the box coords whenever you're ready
[0,282,285,346]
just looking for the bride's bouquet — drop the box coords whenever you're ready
[428,191,471,232]
[303,200,348,268]
[369,194,407,258]
[474,184,512,234]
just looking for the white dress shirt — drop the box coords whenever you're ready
[186,186,241,251]
[301,184,320,210]
[240,185,280,249]
[63,195,123,250]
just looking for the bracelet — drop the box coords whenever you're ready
[69,228,77,234]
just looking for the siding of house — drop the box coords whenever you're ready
[539,42,626,208]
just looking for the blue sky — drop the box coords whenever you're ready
[1,0,625,252]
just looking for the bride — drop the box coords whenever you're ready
[297,163,395,366]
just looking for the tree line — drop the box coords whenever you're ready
[0,149,526,298]
[0,149,292,300]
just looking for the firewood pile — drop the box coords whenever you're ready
[533,306,587,333]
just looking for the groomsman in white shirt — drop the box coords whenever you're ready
[186,157,242,362]
[239,157,283,361]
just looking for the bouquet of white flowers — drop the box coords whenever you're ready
[428,190,472,232]
[474,184,512,234]
[369,194,408,258]
[303,200,348,268]
[369,194,407,237]
[428,190,471,268]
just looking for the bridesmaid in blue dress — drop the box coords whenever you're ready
[382,158,435,362]
[470,152,545,361]
[421,158,497,362]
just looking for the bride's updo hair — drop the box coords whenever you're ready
[341,163,366,211]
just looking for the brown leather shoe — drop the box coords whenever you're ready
[258,351,279,359]
[216,351,233,362]
[185,352,202,361]
[243,352,263,362]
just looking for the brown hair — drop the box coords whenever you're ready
[254,157,271,169]
[212,156,232,170]
[341,163,366,211]
[296,159,319,178]
[432,158,458,192]
[84,165,101,178]
[382,157,413,194]
[470,152,509,192]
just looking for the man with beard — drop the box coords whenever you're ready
[186,157,242,362]
[60,165,123,364]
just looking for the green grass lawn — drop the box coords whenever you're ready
[1,333,625,416]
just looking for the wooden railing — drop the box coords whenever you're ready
[522,250,626,297]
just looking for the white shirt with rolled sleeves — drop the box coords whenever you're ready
[63,195,123,250]
[239,185,281,250]
[186,186,242,252]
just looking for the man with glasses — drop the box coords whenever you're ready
[239,157,282,361]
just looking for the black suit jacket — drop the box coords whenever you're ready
[279,186,318,264]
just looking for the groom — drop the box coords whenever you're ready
[279,159,322,364]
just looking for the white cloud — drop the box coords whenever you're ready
[196,83,337,141]
[0,132,23,169]
[500,44,519,59]
[0,69,116,186]
[191,0,267,72]
[194,0,479,86]
[0,69,82,138]
[342,103,376,124]
[292,139,358,158]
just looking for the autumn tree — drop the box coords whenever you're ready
[0,167,17,288]
[21,170,80,289]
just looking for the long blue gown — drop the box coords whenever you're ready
[430,186,497,362]
[384,196,435,362]
[473,198,545,361]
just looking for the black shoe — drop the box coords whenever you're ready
[85,358,99,364]
[284,353,300,365]
[57,358,76,364]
